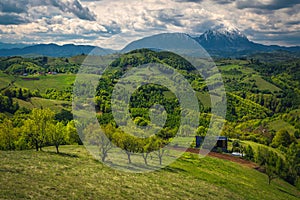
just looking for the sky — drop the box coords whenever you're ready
[0,0,299,50]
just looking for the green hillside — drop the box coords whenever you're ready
[0,51,300,199]
[13,97,71,112]
[0,145,299,200]
[14,74,76,93]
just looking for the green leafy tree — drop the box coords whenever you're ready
[23,108,55,151]
[286,143,300,185]
[196,126,206,136]
[232,140,241,153]
[0,119,17,150]
[47,122,66,153]
[244,145,254,161]
[294,130,300,139]
[271,129,292,148]
[66,120,81,145]
[140,137,158,165]
[265,164,277,185]
[113,132,139,164]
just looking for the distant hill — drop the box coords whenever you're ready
[0,43,115,57]
[121,33,211,58]
[0,42,32,49]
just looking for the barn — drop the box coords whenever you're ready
[195,136,228,152]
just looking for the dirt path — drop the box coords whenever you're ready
[172,146,259,169]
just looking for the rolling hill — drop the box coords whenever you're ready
[0,145,299,200]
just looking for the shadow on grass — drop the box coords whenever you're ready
[109,162,157,172]
[45,151,79,158]
[277,187,299,198]
[0,168,23,174]
[163,166,187,173]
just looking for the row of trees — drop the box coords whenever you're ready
[84,123,168,165]
[2,86,72,102]
[0,108,80,153]
[231,139,300,186]
[0,94,19,114]
[0,56,80,75]
[0,106,169,165]
[255,144,300,186]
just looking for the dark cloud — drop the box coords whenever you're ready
[0,0,28,13]
[191,20,219,33]
[174,0,203,3]
[157,12,183,27]
[0,0,96,22]
[49,0,96,21]
[286,21,300,26]
[103,22,122,35]
[214,0,235,5]
[236,0,300,10]
[0,13,29,25]
[243,27,300,46]
[175,0,234,4]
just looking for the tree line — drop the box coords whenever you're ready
[0,108,80,153]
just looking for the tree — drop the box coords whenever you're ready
[85,123,114,162]
[255,147,280,185]
[294,130,300,139]
[22,119,39,151]
[232,140,241,153]
[265,164,277,185]
[113,132,139,164]
[140,137,157,165]
[98,124,114,162]
[255,147,269,166]
[266,151,278,185]
[55,109,73,122]
[0,119,16,150]
[23,108,55,151]
[154,138,168,165]
[196,126,206,136]
[285,143,300,185]
[275,157,286,180]
[271,129,292,148]
[244,145,254,161]
[47,122,66,153]
[66,120,81,145]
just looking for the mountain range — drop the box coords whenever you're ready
[0,43,115,57]
[1,27,300,58]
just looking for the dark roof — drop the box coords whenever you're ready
[216,136,228,140]
[195,136,228,140]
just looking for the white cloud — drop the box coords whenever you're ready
[0,0,299,48]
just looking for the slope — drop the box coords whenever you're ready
[0,145,299,200]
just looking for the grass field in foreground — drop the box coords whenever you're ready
[0,145,299,200]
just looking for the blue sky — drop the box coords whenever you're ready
[0,0,299,49]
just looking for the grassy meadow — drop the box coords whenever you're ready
[0,145,299,200]
[14,97,71,112]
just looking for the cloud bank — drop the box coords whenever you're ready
[0,0,299,49]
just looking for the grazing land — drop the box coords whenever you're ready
[0,145,299,200]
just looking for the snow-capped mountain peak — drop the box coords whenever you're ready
[194,25,251,50]
[202,26,247,41]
